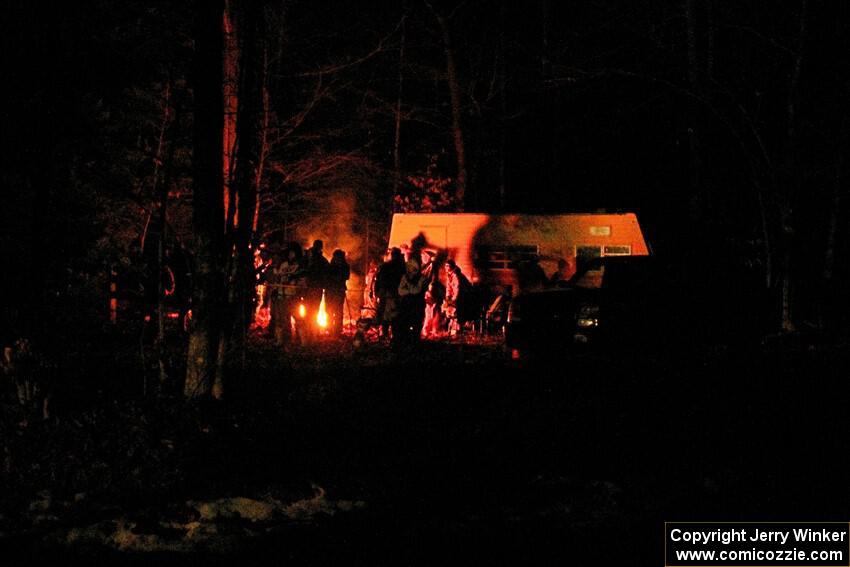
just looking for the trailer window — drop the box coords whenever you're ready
[475,245,539,270]
[603,245,631,256]
[575,246,604,288]
[576,245,602,261]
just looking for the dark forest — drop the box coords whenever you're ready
[2,0,850,563]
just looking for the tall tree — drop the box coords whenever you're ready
[425,0,468,211]
[223,0,240,231]
[498,0,508,211]
[185,0,225,399]
[777,0,808,333]
[218,0,267,398]
[684,0,704,221]
[155,82,180,391]
[393,6,407,200]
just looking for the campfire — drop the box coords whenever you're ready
[317,290,329,330]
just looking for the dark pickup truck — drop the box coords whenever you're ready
[504,256,666,356]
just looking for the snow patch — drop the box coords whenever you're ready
[191,497,277,523]
[52,486,366,554]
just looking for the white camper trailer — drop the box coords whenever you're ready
[387,212,650,295]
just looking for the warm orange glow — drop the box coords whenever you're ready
[163,266,175,296]
[222,2,238,225]
[252,247,272,329]
[388,213,650,294]
[109,270,118,324]
[255,305,271,328]
[298,303,306,318]
[317,290,328,328]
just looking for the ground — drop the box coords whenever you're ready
[2,332,849,564]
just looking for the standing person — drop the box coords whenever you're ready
[362,260,378,317]
[549,258,573,285]
[443,260,474,336]
[517,259,547,293]
[305,239,330,334]
[421,278,444,339]
[396,260,430,346]
[253,246,273,326]
[270,243,304,345]
[374,247,405,340]
[306,239,330,288]
[328,249,350,336]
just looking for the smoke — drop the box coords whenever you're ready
[294,189,367,320]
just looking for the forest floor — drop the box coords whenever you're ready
[2,329,850,565]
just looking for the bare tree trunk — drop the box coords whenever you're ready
[211,0,266,399]
[393,7,406,199]
[214,0,240,397]
[541,0,556,198]
[212,251,237,399]
[705,0,714,82]
[426,1,467,211]
[541,0,550,79]
[253,44,270,234]
[779,0,807,333]
[157,89,181,391]
[820,158,841,325]
[752,171,772,290]
[820,118,845,330]
[498,0,507,211]
[185,0,225,400]
[144,81,172,393]
[223,0,239,230]
[684,0,703,221]
[212,321,228,399]
[234,0,264,315]
[823,154,843,284]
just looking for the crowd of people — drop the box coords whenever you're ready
[365,247,478,346]
[264,239,350,346]
[260,237,483,347]
[260,237,573,348]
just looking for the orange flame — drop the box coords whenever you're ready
[255,305,271,328]
[317,289,328,328]
[298,302,306,318]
